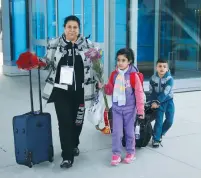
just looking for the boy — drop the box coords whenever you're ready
[149,59,175,148]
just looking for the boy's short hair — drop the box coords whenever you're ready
[156,59,168,65]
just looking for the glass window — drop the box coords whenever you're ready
[74,0,82,34]
[160,0,201,78]
[83,0,93,38]
[131,0,201,79]
[58,0,73,36]
[137,0,156,79]
[96,0,104,43]
[31,0,56,57]
[34,45,46,58]
[32,0,46,40]
[47,0,56,39]
[31,0,46,57]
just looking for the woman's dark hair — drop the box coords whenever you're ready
[63,15,80,28]
[116,48,135,64]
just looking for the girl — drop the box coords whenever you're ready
[104,48,144,166]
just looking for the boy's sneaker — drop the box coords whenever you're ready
[159,134,164,143]
[111,155,121,166]
[123,154,136,164]
[152,140,160,148]
[60,160,72,169]
[159,137,162,143]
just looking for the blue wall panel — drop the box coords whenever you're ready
[36,0,44,40]
[97,0,104,42]
[47,0,56,39]
[115,1,127,54]
[115,25,126,44]
[74,0,81,15]
[115,4,126,24]
[84,0,92,38]
[137,13,155,62]
[74,0,82,33]
[12,0,27,61]
[58,0,73,35]
[35,0,45,57]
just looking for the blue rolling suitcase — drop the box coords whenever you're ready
[13,69,54,168]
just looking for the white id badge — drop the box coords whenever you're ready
[60,66,74,85]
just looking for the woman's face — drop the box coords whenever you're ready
[64,20,79,42]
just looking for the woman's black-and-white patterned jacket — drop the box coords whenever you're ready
[41,34,100,108]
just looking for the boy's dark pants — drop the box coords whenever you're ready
[153,99,175,141]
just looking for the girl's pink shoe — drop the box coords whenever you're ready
[123,154,136,164]
[111,155,121,166]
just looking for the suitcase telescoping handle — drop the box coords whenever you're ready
[29,68,43,113]
[29,70,34,113]
[38,67,43,112]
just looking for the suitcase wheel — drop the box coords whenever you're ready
[27,162,33,168]
[25,152,33,168]
[49,156,54,163]
[48,146,54,163]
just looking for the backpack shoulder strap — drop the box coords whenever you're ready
[109,70,118,85]
[130,72,144,88]
[130,72,136,89]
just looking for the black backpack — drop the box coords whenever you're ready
[122,116,153,148]
[135,118,153,147]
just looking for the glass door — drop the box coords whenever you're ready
[28,0,109,78]
[29,0,56,57]
[130,0,157,79]
[159,0,201,78]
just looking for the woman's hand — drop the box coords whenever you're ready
[32,65,39,69]
[98,82,104,89]
[104,82,113,95]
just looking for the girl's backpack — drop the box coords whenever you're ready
[110,70,144,89]
[122,115,153,148]
[135,117,153,147]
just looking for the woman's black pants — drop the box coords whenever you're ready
[54,88,85,163]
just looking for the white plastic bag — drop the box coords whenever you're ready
[85,90,106,126]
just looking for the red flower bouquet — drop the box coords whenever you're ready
[16,51,46,70]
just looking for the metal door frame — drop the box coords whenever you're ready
[130,0,138,66]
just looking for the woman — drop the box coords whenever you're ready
[41,15,100,168]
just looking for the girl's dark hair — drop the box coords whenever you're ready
[116,48,135,64]
[63,15,80,28]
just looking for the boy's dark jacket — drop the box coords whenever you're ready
[149,71,174,104]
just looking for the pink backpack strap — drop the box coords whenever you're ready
[130,72,136,88]
[104,70,117,95]
[109,70,118,85]
[130,72,144,115]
